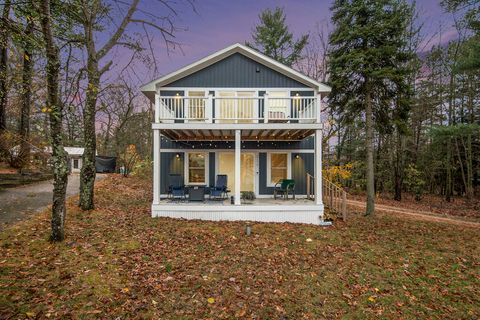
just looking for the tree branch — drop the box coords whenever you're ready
[97,0,140,59]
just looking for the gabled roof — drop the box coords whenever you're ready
[141,43,331,101]
[64,147,85,156]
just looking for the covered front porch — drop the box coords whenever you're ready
[152,124,324,225]
[152,197,322,224]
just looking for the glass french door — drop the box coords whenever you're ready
[218,91,256,123]
[218,152,255,194]
[186,91,205,122]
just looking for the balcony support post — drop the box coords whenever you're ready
[314,129,323,206]
[154,93,160,123]
[316,93,322,123]
[153,130,161,205]
[264,93,269,123]
[206,93,213,123]
[235,129,241,205]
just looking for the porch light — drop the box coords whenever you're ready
[295,154,300,159]
[175,153,180,158]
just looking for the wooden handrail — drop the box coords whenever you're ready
[306,173,348,221]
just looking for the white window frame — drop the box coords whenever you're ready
[184,151,209,185]
[266,152,292,187]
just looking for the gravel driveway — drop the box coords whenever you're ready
[0,174,105,231]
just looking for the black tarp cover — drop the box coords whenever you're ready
[95,156,116,173]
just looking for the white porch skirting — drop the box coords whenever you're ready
[151,204,324,225]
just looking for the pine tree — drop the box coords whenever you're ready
[246,7,308,67]
[328,0,415,216]
[442,0,479,71]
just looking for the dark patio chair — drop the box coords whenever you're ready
[209,174,228,200]
[274,179,295,200]
[167,174,186,200]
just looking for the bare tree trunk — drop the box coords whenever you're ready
[465,75,474,199]
[365,82,375,216]
[0,0,11,132]
[79,0,140,210]
[394,131,404,201]
[40,0,69,242]
[19,17,35,166]
[79,47,98,210]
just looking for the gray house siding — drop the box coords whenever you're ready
[160,152,184,194]
[209,152,216,187]
[259,153,273,195]
[159,151,315,196]
[291,153,314,195]
[258,152,314,195]
[159,136,315,195]
[160,151,314,196]
[165,53,309,88]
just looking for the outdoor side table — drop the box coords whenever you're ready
[187,185,206,201]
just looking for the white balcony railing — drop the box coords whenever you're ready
[155,95,320,124]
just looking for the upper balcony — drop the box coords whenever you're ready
[154,94,321,125]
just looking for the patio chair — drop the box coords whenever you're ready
[209,174,228,200]
[167,174,186,200]
[273,179,295,200]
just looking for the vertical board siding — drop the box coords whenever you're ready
[160,152,184,194]
[259,152,314,195]
[209,152,216,187]
[259,153,274,195]
[291,153,314,195]
[165,53,309,88]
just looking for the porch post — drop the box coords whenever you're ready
[153,130,161,205]
[235,129,241,205]
[314,129,323,206]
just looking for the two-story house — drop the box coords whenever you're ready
[141,43,330,225]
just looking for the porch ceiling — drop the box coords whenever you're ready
[160,128,315,141]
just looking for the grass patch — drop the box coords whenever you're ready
[0,175,479,319]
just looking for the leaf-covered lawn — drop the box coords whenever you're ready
[1,175,479,319]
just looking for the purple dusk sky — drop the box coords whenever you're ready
[104,0,460,85]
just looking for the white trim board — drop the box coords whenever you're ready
[151,203,324,225]
[152,123,323,130]
[141,43,331,101]
[160,87,316,92]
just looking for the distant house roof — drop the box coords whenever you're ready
[44,146,85,156]
[64,147,85,156]
[141,43,331,101]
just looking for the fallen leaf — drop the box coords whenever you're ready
[207,297,215,304]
